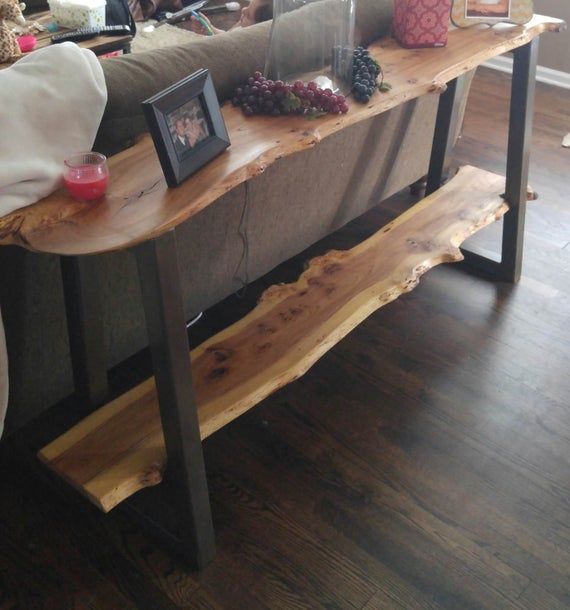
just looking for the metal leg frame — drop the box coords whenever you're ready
[426,77,460,196]
[60,255,109,408]
[123,229,215,569]
[427,39,539,283]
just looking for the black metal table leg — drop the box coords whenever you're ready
[428,41,539,283]
[128,229,215,569]
[500,38,539,282]
[60,256,108,408]
[426,77,459,196]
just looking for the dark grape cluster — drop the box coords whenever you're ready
[231,71,349,117]
[352,46,382,103]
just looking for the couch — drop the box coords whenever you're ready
[0,0,474,434]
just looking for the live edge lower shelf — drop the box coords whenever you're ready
[38,165,507,513]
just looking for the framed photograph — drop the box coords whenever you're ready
[466,0,510,19]
[451,0,533,27]
[142,69,230,187]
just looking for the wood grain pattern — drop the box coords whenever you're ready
[0,15,561,256]
[38,165,508,512]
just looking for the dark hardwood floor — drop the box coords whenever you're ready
[1,67,569,609]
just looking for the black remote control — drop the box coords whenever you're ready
[51,28,99,43]
[51,25,131,43]
[98,25,132,36]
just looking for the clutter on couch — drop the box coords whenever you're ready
[16,31,36,49]
[127,0,183,23]
[0,0,26,63]
[48,0,106,29]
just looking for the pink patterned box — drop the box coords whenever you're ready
[392,0,453,49]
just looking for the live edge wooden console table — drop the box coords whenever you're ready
[0,15,563,568]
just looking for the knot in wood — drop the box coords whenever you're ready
[256,322,276,335]
[206,347,232,363]
[256,342,272,354]
[208,366,228,380]
[278,306,304,322]
[324,263,343,275]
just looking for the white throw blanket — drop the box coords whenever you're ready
[0,42,107,437]
[0,42,107,215]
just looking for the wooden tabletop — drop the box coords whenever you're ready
[0,15,563,257]
[0,11,132,70]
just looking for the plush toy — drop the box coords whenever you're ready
[0,0,26,63]
[9,2,46,36]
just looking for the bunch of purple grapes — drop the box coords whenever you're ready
[231,71,349,117]
[352,46,387,103]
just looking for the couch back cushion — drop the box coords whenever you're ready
[95,0,393,155]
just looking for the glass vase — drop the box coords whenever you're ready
[265,0,357,94]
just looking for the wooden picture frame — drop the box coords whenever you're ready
[142,69,230,188]
[451,0,533,27]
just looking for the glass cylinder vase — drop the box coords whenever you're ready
[264,0,358,94]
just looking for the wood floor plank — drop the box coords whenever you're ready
[206,471,379,608]
[0,449,143,610]
[184,587,224,610]
[0,442,196,610]
[203,430,447,610]
[231,401,536,609]
[279,354,570,604]
[324,319,570,536]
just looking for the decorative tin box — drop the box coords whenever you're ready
[393,0,452,49]
[48,0,106,29]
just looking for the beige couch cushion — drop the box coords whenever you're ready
[131,21,200,53]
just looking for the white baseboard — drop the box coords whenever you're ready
[483,56,570,90]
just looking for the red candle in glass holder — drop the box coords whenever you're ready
[63,152,109,202]
[17,34,37,53]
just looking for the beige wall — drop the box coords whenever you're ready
[533,0,570,73]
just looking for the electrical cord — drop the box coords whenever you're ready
[232,181,250,298]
